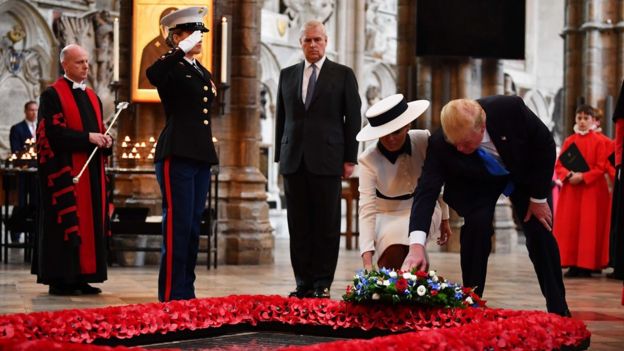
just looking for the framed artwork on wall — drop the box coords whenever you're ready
[131,0,214,102]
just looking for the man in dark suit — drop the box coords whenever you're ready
[405,96,570,316]
[275,20,361,299]
[8,100,38,243]
[10,101,37,153]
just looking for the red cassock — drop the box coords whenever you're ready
[554,131,612,270]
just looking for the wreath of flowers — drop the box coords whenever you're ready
[343,268,485,308]
[0,294,589,350]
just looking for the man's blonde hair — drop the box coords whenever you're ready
[440,99,485,144]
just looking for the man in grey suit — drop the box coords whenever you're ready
[275,20,361,299]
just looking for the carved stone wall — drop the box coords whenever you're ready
[0,0,55,158]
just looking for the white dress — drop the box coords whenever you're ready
[358,130,449,263]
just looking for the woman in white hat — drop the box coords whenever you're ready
[357,94,451,271]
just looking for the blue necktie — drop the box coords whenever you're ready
[477,147,514,196]
[304,64,317,110]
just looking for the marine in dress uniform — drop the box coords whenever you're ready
[34,44,112,296]
[146,6,218,302]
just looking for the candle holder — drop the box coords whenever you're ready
[218,82,230,116]
[109,80,122,110]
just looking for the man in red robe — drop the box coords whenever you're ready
[33,44,113,295]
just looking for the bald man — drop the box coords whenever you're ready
[34,44,112,296]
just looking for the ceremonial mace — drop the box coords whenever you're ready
[73,101,130,184]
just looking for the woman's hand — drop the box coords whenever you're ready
[437,219,452,245]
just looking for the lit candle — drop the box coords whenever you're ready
[113,17,120,82]
[220,17,228,83]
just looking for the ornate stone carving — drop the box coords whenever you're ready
[283,0,335,30]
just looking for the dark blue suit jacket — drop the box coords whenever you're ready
[409,95,555,233]
[9,120,34,153]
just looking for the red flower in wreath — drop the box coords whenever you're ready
[395,278,408,293]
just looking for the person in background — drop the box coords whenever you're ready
[608,81,624,281]
[274,20,361,299]
[34,44,112,296]
[553,105,611,278]
[8,101,38,243]
[146,6,218,302]
[406,96,570,317]
[10,101,37,153]
[356,94,450,271]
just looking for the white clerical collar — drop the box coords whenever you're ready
[64,74,85,86]
[305,56,326,71]
[64,74,87,90]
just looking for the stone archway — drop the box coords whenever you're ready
[0,0,55,157]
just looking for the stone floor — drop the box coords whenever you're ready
[0,238,623,350]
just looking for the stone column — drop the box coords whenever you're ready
[215,0,274,264]
[563,0,585,135]
[481,59,504,97]
[617,3,624,82]
[582,0,618,117]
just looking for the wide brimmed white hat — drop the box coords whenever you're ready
[356,94,430,141]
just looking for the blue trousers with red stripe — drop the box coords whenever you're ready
[155,157,211,301]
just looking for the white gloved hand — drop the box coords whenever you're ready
[178,30,202,53]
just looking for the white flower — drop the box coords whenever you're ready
[376,279,384,286]
[372,293,380,300]
[441,283,448,289]
[416,285,427,296]
[389,271,397,278]
[428,270,436,277]
[383,280,390,286]
[431,275,439,282]
[402,272,413,280]
[466,296,474,304]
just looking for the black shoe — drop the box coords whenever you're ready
[606,272,624,280]
[577,268,592,278]
[561,309,572,318]
[288,288,313,298]
[49,284,82,296]
[79,283,102,295]
[564,267,580,278]
[312,287,330,298]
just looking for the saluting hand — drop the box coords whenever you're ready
[178,30,202,53]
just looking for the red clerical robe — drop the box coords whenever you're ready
[554,131,611,270]
[32,78,109,286]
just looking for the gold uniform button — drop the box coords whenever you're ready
[203,120,209,125]
[203,97,208,102]
[203,108,208,114]
[203,86,209,91]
